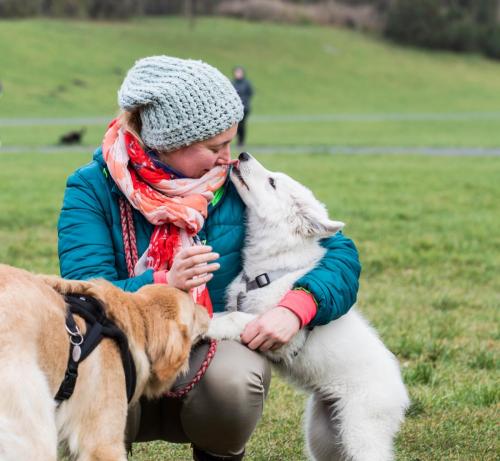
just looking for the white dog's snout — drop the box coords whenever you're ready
[238,152,252,162]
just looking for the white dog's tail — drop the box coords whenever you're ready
[0,351,58,461]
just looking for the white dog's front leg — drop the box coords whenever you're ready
[206,312,256,342]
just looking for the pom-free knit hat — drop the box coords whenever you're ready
[118,56,244,152]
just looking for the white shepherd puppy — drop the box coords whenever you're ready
[207,152,410,461]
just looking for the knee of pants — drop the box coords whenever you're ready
[181,341,271,456]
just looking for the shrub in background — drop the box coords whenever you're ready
[216,0,306,24]
[45,0,88,18]
[0,0,42,17]
[0,0,143,19]
[385,0,451,49]
[86,0,142,19]
[385,0,500,60]
[482,24,500,58]
[216,0,383,31]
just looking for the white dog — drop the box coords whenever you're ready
[207,152,410,461]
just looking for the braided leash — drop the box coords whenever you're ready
[164,338,218,398]
[119,196,138,276]
[119,196,217,398]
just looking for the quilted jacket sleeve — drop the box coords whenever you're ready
[294,232,361,327]
[58,167,154,292]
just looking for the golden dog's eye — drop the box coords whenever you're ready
[268,177,276,189]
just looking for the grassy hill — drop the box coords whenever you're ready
[1,16,500,147]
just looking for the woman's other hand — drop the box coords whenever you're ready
[167,245,220,290]
[240,306,301,352]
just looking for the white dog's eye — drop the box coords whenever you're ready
[268,177,276,189]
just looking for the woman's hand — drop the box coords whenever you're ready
[166,245,220,291]
[240,306,301,352]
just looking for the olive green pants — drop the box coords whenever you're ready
[126,340,271,457]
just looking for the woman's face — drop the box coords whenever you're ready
[157,124,238,178]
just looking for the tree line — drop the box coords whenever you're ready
[1,0,499,60]
[385,0,500,60]
[0,0,220,19]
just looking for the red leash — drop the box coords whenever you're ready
[164,339,218,398]
[119,196,139,276]
[119,196,217,398]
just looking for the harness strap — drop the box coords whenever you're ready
[54,310,81,402]
[55,294,137,404]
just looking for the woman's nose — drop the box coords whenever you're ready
[217,145,232,164]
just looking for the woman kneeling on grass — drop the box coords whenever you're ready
[57,55,361,460]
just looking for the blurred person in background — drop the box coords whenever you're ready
[231,66,253,147]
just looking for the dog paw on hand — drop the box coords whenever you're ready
[205,317,240,341]
[205,312,255,342]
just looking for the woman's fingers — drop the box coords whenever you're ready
[180,245,213,256]
[166,245,221,290]
[240,307,301,351]
[177,246,219,268]
[246,334,279,352]
[183,252,219,268]
[184,272,214,289]
[178,245,214,261]
[259,339,278,352]
[185,263,220,278]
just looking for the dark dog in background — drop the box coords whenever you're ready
[59,128,86,145]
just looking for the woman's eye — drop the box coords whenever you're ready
[268,177,276,189]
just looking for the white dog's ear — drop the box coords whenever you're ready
[295,195,345,237]
[324,219,345,235]
[305,217,345,238]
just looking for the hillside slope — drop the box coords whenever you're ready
[1,17,500,147]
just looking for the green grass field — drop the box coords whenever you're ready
[1,14,499,461]
[1,152,498,460]
[2,17,500,148]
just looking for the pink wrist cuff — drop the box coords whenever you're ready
[153,270,168,285]
[278,289,318,328]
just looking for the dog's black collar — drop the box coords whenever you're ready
[237,270,288,312]
[55,294,137,404]
[238,271,315,333]
[242,270,289,292]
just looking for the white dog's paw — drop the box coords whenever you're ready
[206,312,256,341]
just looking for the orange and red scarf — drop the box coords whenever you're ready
[102,119,228,315]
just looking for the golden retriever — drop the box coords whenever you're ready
[0,264,209,461]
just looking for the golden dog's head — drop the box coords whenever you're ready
[132,284,210,397]
[39,276,210,400]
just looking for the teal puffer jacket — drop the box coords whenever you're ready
[58,149,361,327]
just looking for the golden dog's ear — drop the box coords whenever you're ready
[151,319,190,383]
[191,303,210,342]
[37,276,129,320]
[37,275,98,296]
[142,299,192,394]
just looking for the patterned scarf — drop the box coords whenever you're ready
[102,118,228,315]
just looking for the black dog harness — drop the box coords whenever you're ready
[54,294,137,404]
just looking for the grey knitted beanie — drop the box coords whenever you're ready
[118,56,244,152]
